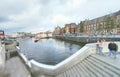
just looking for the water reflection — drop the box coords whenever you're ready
[19,38,82,65]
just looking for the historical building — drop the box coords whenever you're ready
[64,24,70,34]
[82,10,120,35]
[53,26,62,35]
[70,23,77,34]
[36,31,53,38]
[64,23,77,34]
[61,28,65,35]
[53,10,120,35]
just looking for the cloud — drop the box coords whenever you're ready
[0,0,31,17]
[0,16,10,22]
[0,0,120,34]
[51,15,70,25]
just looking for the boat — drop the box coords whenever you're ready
[34,39,39,42]
[34,35,40,43]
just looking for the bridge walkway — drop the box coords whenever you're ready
[55,54,120,77]
[5,57,31,77]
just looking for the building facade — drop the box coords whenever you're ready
[53,10,120,35]
[53,26,62,35]
[83,10,120,35]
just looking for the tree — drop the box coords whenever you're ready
[80,21,84,33]
[97,23,103,34]
[104,16,116,34]
[117,23,120,28]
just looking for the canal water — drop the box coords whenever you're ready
[19,38,84,65]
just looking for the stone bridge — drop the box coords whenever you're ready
[1,41,120,77]
[18,42,120,77]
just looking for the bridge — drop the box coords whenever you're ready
[0,40,120,77]
[20,42,120,77]
[0,40,31,77]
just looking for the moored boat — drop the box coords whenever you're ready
[34,39,39,42]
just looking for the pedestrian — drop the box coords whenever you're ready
[96,40,100,54]
[108,40,118,59]
[97,39,104,56]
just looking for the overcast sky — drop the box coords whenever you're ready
[0,0,120,34]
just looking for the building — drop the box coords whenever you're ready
[64,24,70,34]
[46,31,53,37]
[53,10,120,35]
[70,23,77,34]
[82,10,120,35]
[53,26,62,35]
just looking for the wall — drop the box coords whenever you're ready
[54,35,120,43]
[0,42,6,75]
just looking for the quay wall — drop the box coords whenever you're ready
[5,41,18,51]
[54,35,120,43]
[54,35,89,43]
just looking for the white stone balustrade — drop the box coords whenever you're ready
[0,41,6,75]
[17,42,120,77]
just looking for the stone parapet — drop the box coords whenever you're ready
[0,42,6,76]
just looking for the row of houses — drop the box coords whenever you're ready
[53,10,120,35]
[9,32,34,38]
[53,23,77,35]
[8,31,53,39]
[36,32,52,38]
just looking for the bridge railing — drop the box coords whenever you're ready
[17,42,120,76]
[29,43,97,76]
[0,41,6,75]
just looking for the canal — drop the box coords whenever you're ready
[19,38,85,65]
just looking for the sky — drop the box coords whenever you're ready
[0,0,120,34]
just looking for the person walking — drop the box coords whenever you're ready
[108,40,118,59]
[97,39,104,56]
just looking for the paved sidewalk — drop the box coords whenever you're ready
[5,57,31,77]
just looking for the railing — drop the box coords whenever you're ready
[55,34,120,37]
[30,44,96,75]
[16,43,96,75]
[0,41,6,75]
[17,42,120,76]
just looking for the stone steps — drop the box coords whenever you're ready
[90,56,120,76]
[83,59,105,77]
[81,60,96,77]
[55,54,120,77]
[86,57,119,77]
